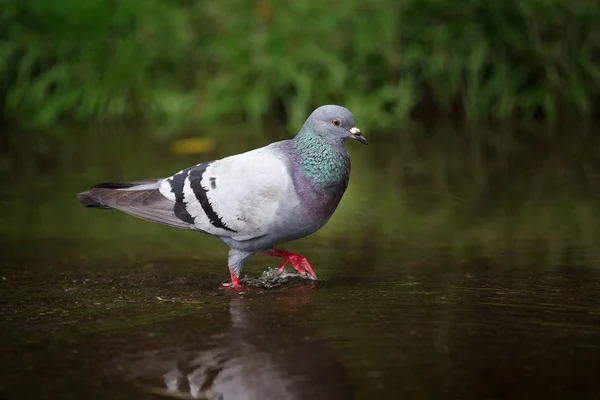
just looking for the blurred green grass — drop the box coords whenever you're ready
[2,0,600,134]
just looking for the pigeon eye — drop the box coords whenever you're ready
[332,119,341,127]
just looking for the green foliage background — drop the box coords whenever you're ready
[2,0,600,133]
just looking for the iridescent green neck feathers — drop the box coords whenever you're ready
[292,129,350,186]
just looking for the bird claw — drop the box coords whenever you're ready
[221,267,242,290]
[275,253,317,280]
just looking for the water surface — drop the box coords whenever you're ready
[2,124,600,399]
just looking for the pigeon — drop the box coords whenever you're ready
[77,105,367,288]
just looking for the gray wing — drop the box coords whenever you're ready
[78,144,294,236]
[159,145,294,240]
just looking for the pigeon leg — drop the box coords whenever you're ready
[223,267,241,289]
[262,249,317,280]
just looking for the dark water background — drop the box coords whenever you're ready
[2,124,600,399]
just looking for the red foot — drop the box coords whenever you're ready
[262,249,317,279]
[221,267,241,290]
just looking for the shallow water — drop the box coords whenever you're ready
[2,125,600,399]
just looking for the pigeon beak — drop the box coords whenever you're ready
[349,127,368,145]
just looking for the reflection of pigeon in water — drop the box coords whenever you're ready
[106,292,353,399]
[77,105,367,288]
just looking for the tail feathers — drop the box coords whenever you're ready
[77,179,162,209]
[76,179,194,230]
[77,191,113,209]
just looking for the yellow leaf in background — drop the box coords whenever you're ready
[255,0,273,24]
[170,138,216,155]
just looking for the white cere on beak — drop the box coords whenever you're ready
[349,127,361,135]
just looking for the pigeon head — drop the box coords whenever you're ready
[302,105,368,145]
